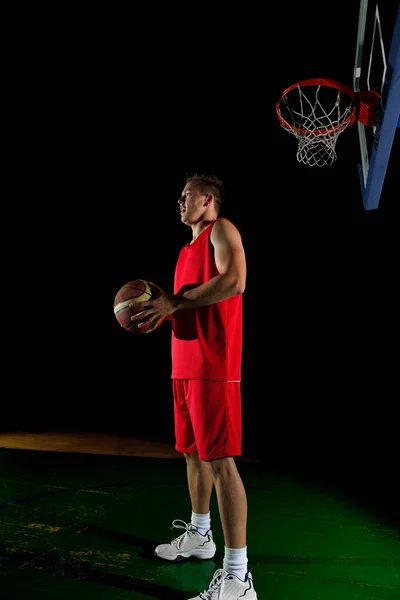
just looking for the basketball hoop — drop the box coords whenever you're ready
[276,78,380,166]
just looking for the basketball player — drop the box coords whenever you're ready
[129,173,257,599]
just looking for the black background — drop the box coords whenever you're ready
[4,1,399,520]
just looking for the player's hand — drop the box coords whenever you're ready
[129,282,176,329]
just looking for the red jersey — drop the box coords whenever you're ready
[171,218,243,381]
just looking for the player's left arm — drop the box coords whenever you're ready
[174,219,246,309]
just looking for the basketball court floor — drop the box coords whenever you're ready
[0,433,399,599]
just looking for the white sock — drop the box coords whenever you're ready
[190,511,211,536]
[223,546,248,582]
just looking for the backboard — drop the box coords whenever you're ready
[354,0,400,210]
[275,0,399,212]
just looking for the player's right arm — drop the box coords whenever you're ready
[130,221,246,327]
[173,219,246,310]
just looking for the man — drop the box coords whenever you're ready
[130,173,257,599]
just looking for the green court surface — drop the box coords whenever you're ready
[0,448,399,599]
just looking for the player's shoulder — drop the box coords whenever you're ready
[211,217,242,239]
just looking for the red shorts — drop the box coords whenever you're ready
[172,379,242,461]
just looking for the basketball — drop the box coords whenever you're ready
[113,279,164,334]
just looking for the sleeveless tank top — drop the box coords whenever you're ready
[171,218,242,381]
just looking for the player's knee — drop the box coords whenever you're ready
[206,456,236,476]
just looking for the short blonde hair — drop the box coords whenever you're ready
[185,172,225,214]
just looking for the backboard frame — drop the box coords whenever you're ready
[353,0,400,210]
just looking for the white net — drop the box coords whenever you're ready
[278,83,356,167]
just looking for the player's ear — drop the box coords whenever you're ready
[204,193,213,205]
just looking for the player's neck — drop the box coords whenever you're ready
[190,219,217,244]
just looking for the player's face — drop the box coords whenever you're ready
[178,182,208,225]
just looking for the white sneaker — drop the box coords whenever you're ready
[154,519,216,562]
[188,568,258,600]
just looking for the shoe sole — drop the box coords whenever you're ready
[154,548,216,562]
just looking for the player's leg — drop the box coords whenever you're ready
[175,379,214,533]
[186,381,257,599]
[189,381,250,581]
[185,452,214,515]
[173,379,214,514]
[207,455,247,549]
[154,379,216,562]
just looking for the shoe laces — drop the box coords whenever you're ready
[170,519,199,549]
[198,569,227,599]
